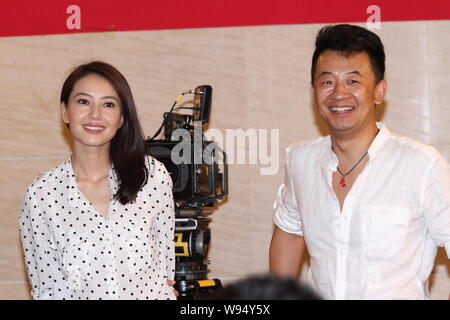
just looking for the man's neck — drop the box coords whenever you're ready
[330,123,379,172]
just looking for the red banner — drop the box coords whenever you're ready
[0,0,449,37]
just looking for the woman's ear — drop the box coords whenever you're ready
[61,102,69,126]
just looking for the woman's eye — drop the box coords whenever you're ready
[349,79,359,85]
[104,102,115,108]
[77,99,89,104]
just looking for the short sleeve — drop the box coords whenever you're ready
[273,148,303,236]
[421,153,450,258]
[19,186,59,299]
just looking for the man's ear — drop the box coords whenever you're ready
[310,82,317,104]
[374,79,387,105]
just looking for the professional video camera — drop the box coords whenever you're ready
[145,85,228,299]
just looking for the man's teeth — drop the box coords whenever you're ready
[330,106,354,112]
[83,126,104,130]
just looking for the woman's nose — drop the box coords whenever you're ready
[89,102,102,118]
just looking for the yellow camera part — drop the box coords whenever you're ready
[174,232,189,257]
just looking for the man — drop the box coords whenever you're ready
[269,24,449,299]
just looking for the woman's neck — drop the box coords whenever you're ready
[71,145,111,182]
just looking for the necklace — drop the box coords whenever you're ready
[336,151,368,187]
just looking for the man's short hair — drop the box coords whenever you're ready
[311,24,385,84]
[205,273,322,300]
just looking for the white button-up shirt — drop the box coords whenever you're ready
[274,123,450,299]
[20,156,176,300]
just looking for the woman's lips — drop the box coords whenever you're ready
[82,124,105,134]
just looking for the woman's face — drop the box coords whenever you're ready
[61,73,124,151]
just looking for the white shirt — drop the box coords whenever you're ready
[274,123,450,299]
[20,156,176,300]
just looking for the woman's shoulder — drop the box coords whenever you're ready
[26,158,71,194]
[145,155,170,175]
[144,155,172,186]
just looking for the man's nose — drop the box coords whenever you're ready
[331,82,350,100]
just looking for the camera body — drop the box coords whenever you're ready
[145,85,227,299]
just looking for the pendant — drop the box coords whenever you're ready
[339,176,346,187]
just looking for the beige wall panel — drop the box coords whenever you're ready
[0,85,70,157]
[0,186,27,281]
[0,282,31,300]
[0,221,26,282]
[249,167,281,272]
[429,248,450,300]
[207,164,252,281]
[378,22,430,143]
[0,37,72,157]
[244,25,322,140]
[427,22,450,152]
[377,21,450,158]
[0,21,448,299]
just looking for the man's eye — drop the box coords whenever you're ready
[349,79,359,84]
[321,80,333,85]
[77,99,89,104]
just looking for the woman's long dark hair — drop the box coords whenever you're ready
[60,61,148,205]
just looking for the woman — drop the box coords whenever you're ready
[20,61,176,300]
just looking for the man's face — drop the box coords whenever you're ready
[312,50,386,136]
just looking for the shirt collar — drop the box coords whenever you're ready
[325,122,391,171]
[67,157,81,209]
[326,137,338,171]
[108,164,119,196]
[367,122,391,160]
[66,156,119,209]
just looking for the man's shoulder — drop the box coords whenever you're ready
[286,136,330,159]
[386,131,444,163]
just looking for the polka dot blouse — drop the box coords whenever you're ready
[19,156,175,300]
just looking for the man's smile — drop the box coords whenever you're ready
[328,105,356,112]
